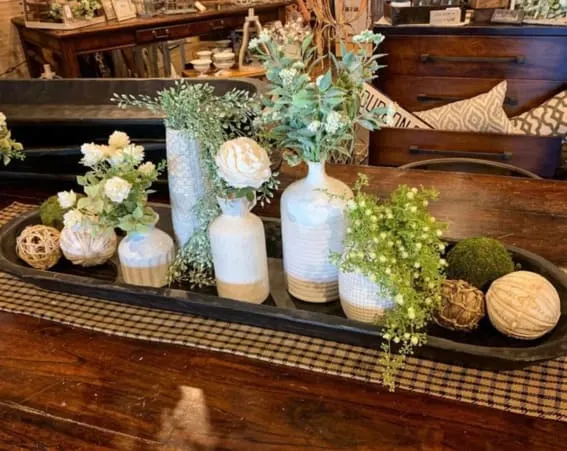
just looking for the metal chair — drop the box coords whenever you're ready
[399,158,542,179]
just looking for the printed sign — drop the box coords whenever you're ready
[429,8,462,26]
[361,83,432,130]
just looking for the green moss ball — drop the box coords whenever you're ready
[39,195,66,230]
[447,237,515,290]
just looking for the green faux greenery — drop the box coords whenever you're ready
[113,82,278,287]
[333,175,447,390]
[516,0,567,19]
[0,113,24,166]
[40,195,67,229]
[249,30,393,165]
[447,237,515,289]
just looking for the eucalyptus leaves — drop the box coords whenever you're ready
[250,30,393,165]
[0,112,24,166]
[62,131,164,234]
[334,175,447,390]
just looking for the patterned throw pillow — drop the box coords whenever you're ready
[511,90,567,137]
[415,81,520,134]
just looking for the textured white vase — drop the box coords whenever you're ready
[166,128,206,247]
[60,224,117,267]
[209,196,270,304]
[281,161,353,303]
[118,224,175,288]
[339,270,395,323]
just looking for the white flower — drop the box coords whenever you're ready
[63,209,83,229]
[292,61,305,70]
[404,332,411,340]
[401,251,409,259]
[279,68,297,86]
[414,262,421,269]
[370,215,377,223]
[410,206,417,213]
[138,161,156,176]
[324,111,344,134]
[407,307,416,320]
[307,121,321,133]
[411,336,419,346]
[436,230,443,237]
[383,333,391,341]
[215,137,271,189]
[104,176,132,203]
[393,337,400,344]
[379,255,386,263]
[407,191,415,200]
[346,227,353,234]
[0,112,6,129]
[57,190,77,209]
[415,242,422,250]
[346,200,356,210]
[80,143,105,166]
[354,219,361,226]
[108,131,130,149]
[123,144,145,165]
[248,38,261,50]
[395,294,404,305]
[423,200,429,207]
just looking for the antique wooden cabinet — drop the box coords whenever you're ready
[370,24,567,177]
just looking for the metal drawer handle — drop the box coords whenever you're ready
[420,54,526,64]
[417,94,518,107]
[409,146,513,161]
[152,28,170,39]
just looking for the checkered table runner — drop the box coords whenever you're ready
[1,202,566,422]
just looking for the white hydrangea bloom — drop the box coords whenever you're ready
[104,176,132,203]
[80,143,105,167]
[57,190,77,209]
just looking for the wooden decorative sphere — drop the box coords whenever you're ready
[16,225,61,270]
[435,280,485,331]
[486,271,561,340]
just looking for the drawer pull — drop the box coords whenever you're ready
[420,54,526,65]
[416,94,518,106]
[151,28,170,39]
[409,146,513,161]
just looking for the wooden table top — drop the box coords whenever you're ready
[1,165,567,449]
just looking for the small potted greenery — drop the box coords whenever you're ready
[334,175,447,390]
[0,112,24,166]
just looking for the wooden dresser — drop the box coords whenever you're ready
[369,24,567,177]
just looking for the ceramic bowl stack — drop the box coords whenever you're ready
[213,52,236,74]
[191,57,212,77]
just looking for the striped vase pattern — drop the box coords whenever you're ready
[166,128,206,247]
[339,270,395,323]
[281,161,352,303]
[118,225,175,288]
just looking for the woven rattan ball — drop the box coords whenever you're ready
[16,225,61,270]
[434,280,486,332]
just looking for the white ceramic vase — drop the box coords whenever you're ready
[209,196,270,304]
[166,128,206,247]
[118,223,175,288]
[281,161,352,303]
[60,224,117,267]
[339,270,395,323]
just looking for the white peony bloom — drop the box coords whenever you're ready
[0,112,6,129]
[215,137,271,189]
[108,131,130,149]
[63,209,83,229]
[57,190,77,209]
[80,143,105,166]
[123,144,144,164]
[138,161,156,176]
[104,176,132,203]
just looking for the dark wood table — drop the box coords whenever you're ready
[1,165,567,449]
[12,2,289,78]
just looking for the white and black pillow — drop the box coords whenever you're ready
[415,81,520,134]
[511,90,567,137]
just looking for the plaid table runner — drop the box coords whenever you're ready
[1,202,566,422]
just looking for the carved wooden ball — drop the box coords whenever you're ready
[435,280,486,331]
[16,225,61,270]
[486,271,560,340]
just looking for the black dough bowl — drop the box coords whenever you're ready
[1,204,567,370]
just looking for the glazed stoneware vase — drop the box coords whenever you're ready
[281,161,352,303]
[60,224,117,267]
[166,128,206,247]
[209,196,270,304]
[118,222,175,288]
[339,270,395,323]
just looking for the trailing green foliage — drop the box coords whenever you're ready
[333,175,447,390]
[0,113,24,166]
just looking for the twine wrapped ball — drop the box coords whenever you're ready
[16,225,61,270]
[60,225,117,267]
[486,271,560,340]
[435,280,486,331]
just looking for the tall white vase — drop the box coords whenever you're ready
[209,197,270,304]
[166,128,206,247]
[281,161,352,303]
[118,224,175,288]
[339,270,395,323]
